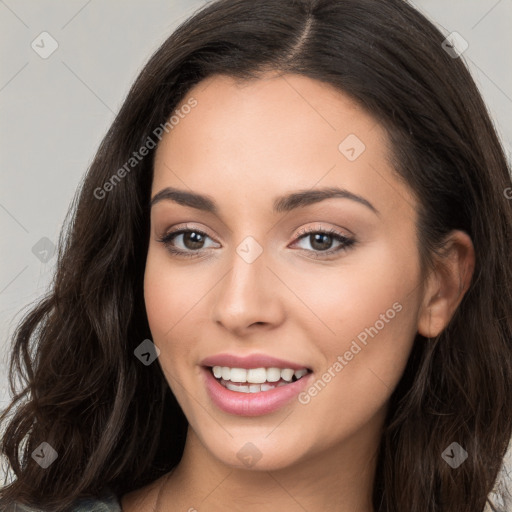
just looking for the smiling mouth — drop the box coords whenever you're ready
[207,365,313,393]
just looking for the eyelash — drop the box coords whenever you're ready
[157,225,356,260]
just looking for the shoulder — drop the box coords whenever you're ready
[69,489,122,511]
[11,488,122,512]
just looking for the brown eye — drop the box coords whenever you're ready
[292,227,356,258]
[175,231,206,250]
[157,228,220,258]
[308,232,335,251]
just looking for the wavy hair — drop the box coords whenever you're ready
[1,0,511,510]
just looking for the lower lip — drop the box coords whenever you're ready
[202,367,313,416]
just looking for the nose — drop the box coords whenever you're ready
[211,241,285,336]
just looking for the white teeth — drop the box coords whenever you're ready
[225,382,250,393]
[294,369,308,380]
[230,367,247,382]
[266,367,281,382]
[221,366,231,380]
[247,368,267,383]
[280,369,294,382]
[224,380,278,393]
[211,365,310,384]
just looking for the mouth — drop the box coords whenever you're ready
[202,364,314,416]
[208,365,313,393]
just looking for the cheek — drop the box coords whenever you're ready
[144,247,204,338]
[293,241,421,436]
[298,304,417,448]
[143,246,219,385]
[143,248,192,369]
[287,237,420,345]
[143,259,171,340]
[143,252,192,395]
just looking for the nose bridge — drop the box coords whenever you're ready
[212,232,282,331]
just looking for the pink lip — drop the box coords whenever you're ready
[202,366,313,416]
[200,353,311,370]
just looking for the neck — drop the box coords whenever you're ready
[157,416,383,512]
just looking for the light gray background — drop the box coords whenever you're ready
[1,0,511,501]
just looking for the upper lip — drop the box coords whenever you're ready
[201,353,311,371]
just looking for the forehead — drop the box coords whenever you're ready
[152,72,417,222]
[160,72,378,152]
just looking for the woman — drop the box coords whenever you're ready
[1,0,511,510]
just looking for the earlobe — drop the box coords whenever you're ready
[417,230,475,339]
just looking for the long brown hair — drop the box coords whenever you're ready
[1,0,511,510]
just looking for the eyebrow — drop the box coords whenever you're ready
[150,186,379,216]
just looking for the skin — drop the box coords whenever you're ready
[121,72,475,512]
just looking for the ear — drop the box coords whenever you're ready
[417,230,475,338]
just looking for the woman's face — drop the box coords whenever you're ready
[144,72,426,470]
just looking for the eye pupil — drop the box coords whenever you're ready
[184,231,205,250]
[310,233,332,251]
